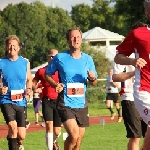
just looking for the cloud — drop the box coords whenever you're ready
[0,0,93,11]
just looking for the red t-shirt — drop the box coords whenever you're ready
[116,26,150,92]
[34,66,59,99]
[37,82,43,99]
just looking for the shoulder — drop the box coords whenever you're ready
[19,56,29,63]
[81,52,93,60]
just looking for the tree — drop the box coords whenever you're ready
[71,4,93,32]
[114,0,147,35]
[46,7,74,51]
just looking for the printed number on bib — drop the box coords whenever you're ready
[67,83,84,97]
[11,89,24,101]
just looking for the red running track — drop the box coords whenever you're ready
[0,116,120,138]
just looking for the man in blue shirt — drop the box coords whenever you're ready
[45,27,98,150]
[0,35,32,150]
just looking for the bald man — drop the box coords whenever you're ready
[32,49,61,150]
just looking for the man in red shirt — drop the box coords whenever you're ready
[114,1,150,149]
[32,49,61,150]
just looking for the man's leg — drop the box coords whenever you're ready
[45,121,54,150]
[72,127,85,150]
[8,121,18,150]
[143,123,150,150]
[1,104,19,150]
[64,119,80,150]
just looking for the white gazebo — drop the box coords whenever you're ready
[82,27,125,62]
[82,27,124,47]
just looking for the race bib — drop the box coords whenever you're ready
[11,89,24,101]
[67,83,84,97]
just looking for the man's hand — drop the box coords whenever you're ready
[55,83,64,93]
[87,71,96,81]
[132,58,147,69]
[0,86,8,95]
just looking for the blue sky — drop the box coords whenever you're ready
[0,0,93,12]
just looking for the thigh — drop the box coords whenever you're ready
[141,119,147,137]
[53,103,61,127]
[76,107,89,127]
[57,106,75,123]
[1,104,16,124]
[122,100,142,138]
[112,93,119,103]
[106,93,112,100]
[134,91,150,124]
[42,98,53,121]
[15,105,26,127]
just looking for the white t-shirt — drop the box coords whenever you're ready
[113,54,135,101]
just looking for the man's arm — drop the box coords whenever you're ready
[44,72,63,93]
[112,71,135,82]
[26,62,33,89]
[114,54,147,68]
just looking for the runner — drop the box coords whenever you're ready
[45,27,98,150]
[114,1,150,149]
[32,49,61,150]
[0,35,32,150]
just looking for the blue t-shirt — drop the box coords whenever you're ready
[46,50,98,108]
[0,56,28,106]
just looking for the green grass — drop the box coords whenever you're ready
[0,123,144,150]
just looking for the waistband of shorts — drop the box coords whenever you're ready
[43,97,57,101]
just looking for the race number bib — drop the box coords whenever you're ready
[11,89,24,101]
[67,83,84,97]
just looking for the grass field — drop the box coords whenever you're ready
[0,123,144,150]
[1,102,142,150]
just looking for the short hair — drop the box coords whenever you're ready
[66,27,82,40]
[131,21,146,30]
[4,35,20,46]
[144,0,150,10]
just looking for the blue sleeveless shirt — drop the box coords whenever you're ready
[0,56,28,106]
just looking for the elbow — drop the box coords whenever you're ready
[112,75,117,82]
[114,55,119,64]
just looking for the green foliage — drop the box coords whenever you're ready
[114,0,147,35]
[71,4,93,32]
[81,43,111,78]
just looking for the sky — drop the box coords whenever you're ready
[0,0,93,12]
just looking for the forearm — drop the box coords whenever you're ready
[44,73,57,88]
[111,82,119,88]
[114,54,134,66]
[112,71,135,82]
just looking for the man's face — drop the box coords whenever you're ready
[67,30,82,49]
[6,39,20,56]
[47,50,58,63]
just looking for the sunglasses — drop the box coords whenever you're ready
[48,55,55,59]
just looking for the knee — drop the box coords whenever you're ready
[129,138,140,144]
[54,127,61,136]
[8,121,17,133]
[18,132,26,140]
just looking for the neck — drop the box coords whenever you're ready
[7,55,18,61]
[69,48,81,58]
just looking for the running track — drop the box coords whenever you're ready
[0,116,120,138]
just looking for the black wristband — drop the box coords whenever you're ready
[87,77,96,82]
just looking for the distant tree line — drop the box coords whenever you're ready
[0,0,147,78]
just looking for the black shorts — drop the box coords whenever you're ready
[1,104,26,127]
[42,97,61,127]
[57,106,89,127]
[106,93,119,103]
[122,100,147,138]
